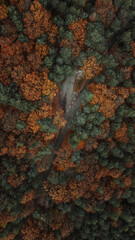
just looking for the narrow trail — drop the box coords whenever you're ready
[54,70,92,150]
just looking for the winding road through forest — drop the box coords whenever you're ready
[46,69,93,167]
[55,70,87,150]
[39,71,89,176]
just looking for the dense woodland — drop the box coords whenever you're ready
[0,0,135,239]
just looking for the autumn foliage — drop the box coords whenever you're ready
[0,0,135,239]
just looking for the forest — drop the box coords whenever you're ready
[0,0,135,239]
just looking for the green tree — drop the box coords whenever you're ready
[60,47,72,64]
